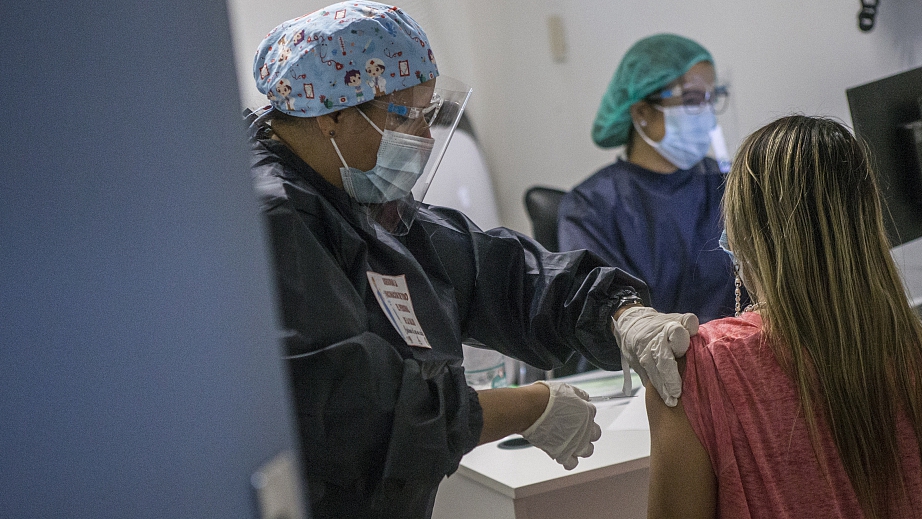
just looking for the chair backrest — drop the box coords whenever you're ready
[524,186,567,252]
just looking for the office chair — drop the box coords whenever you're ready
[522,185,598,379]
[523,186,567,252]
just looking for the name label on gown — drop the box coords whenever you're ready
[366,272,431,349]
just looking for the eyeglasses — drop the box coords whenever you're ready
[365,92,444,128]
[647,84,729,115]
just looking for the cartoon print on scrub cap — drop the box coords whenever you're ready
[253,1,439,118]
[592,34,712,149]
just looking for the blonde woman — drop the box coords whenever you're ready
[645,115,922,518]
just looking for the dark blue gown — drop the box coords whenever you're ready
[249,126,649,518]
[558,158,740,323]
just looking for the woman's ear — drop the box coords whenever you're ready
[629,101,654,127]
[315,111,342,138]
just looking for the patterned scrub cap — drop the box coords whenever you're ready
[253,1,439,118]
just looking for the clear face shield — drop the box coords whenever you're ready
[352,76,472,236]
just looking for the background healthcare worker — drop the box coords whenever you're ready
[558,33,744,324]
[246,3,698,518]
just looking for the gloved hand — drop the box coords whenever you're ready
[612,306,699,407]
[521,381,602,470]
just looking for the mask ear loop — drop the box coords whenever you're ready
[329,137,349,169]
[331,106,387,169]
[632,118,661,150]
[355,106,384,135]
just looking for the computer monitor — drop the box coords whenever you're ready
[846,66,922,247]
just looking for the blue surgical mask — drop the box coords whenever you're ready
[718,228,738,268]
[635,105,716,170]
[719,228,751,288]
[332,108,435,204]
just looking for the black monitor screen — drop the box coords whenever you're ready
[847,66,922,247]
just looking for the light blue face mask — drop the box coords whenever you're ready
[635,105,716,170]
[718,228,738,269]
[332,108,435,204]
[720,227,754,288]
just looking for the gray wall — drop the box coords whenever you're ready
[229,0,922,234]
[0,1,299,517]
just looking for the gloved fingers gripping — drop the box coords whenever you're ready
[559,432,596,468]
[618,307,698,349]
[615,306,694,405]
[560,456,579,470]
[661,392,679,408]
[658,358,683,405]
[576,412,600,447]
[572,440,594,460]
[524,381,599,462]
[569,424,601,466]
[663,321,692,357]
[569,407,602,459]
[679,312,700,335]
[570,384,591,402]
[644,361,677,407]
[658,323,686,401]
[526,383,602,469]
[638,332,682,407]
[631,360,651,388]
[659,311,699,333]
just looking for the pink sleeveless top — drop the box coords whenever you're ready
[681,313,922,518]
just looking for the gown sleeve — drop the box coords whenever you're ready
[422,206,650,371]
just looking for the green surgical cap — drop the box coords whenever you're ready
[592,34,713,148]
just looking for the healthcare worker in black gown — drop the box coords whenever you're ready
[246,4,698,518]
[558,34,743,324]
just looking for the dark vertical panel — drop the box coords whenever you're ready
[0,1,300,517]
[847,66,922,247]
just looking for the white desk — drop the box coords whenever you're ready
[891,236,922,311]
[433,371,651,519]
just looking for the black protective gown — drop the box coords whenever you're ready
[249,126,649,518]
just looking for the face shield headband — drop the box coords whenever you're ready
[355,76,472,236]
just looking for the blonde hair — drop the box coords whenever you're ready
[723,115,922,518]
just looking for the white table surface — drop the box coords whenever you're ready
[891,236,922,309]
[449,370,650,499]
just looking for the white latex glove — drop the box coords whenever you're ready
[521,381,602,470]
[612,306,699,407]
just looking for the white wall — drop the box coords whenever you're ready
[228,0,922,234]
